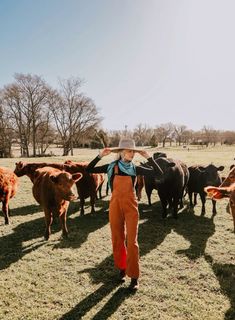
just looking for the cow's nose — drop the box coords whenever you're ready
[69,185,79,201]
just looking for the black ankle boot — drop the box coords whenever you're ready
[119,269,126,282]
[129,278,139,290]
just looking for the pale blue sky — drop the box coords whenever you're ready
[1,0,235,131]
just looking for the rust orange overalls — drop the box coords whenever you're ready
[109,165,139,279]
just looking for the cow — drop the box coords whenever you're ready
[14,161,66,183]
[205,182,235,232]
[31,167,82,240]
[136,152,167,205]
[142,157,189,219]
[0,167,18,224]
[187,164,224,216]
[64,160,105,215]
[220,166,235,188]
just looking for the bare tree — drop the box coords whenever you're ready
[155,122,175,147]
[0,95,14,157]
[2,74,51,156]
[133,124,154,146]
[174,124,188,146]
[201,126,217,146]
[49,77,102,156]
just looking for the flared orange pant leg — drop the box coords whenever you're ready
[109,174,139,279]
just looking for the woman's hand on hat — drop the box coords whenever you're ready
[99,148,112,158]
[138,150,150,159]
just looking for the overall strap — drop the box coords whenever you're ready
[114,165,119,175]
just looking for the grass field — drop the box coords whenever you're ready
[0,145,234,320]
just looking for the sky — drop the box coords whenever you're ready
[0,0,235,132]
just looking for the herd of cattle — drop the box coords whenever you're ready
[0,153,234,240]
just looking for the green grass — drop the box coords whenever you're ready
[0,145,234,320]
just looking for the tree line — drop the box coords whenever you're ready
[0,73,235,158]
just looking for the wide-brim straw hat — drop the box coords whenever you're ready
[110,138,144,153]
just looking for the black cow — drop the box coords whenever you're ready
[138,152,167,205]
[187,164,224,216]
[143,157,189,219]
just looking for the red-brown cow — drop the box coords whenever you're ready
[219,166,235,188]
[135,175,145,201]
[0,167,18,224]
[32,167,82,240]
[64,160,105,215]
[205,183,235,233]
[14,161,65,182]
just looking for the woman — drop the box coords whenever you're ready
[86,138,163,290]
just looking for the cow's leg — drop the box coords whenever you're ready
[179,196,184,209]
[193,193,197,206]
[199,192,206,215]
[90,195,95,214]
[146,188,152,206]
[80,198,85,216]
[172,196,179,219]
[44,209,53,240]
[59,210,68,239]
[159,194,167,219]
[99,182,104,199]
[212,199,217,216]
[98,187,102,199]
[2,198,10,225]
[230,200,235,233]
[188,191,193,207]
[106,182,109,196]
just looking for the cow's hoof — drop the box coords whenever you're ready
[44,234,49,241]
[4,219,10,225]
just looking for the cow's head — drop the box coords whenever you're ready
[153,152,167,160]
[220,166,235,187]
[14,161,26,177]
[50,172,83,201]
[198,164,224,186]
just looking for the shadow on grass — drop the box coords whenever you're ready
[0,199,110,271]
[0,209,45,270]
[59,201,172,320]
[173,207,216,260]
[139,202,216,260]
[60,255,134,320]
[51,199,110,250]
[205,254,235,320]
[9,204,41,217]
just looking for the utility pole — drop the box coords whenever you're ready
[124,125,128,137]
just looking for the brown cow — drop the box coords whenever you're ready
[14,160,105,216]
[0,167,18,224]
[135,175,145,201]
[31,167,82,240]
[64,160,105,215]
[14,161,65,182]
[205,183,235,233]
[219,166,235,188]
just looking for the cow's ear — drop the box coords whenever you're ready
[72,173,83,182]
[217,166,224,171]
[15,161,24,169]
[167,161,175,168]
[50,175,59,184]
